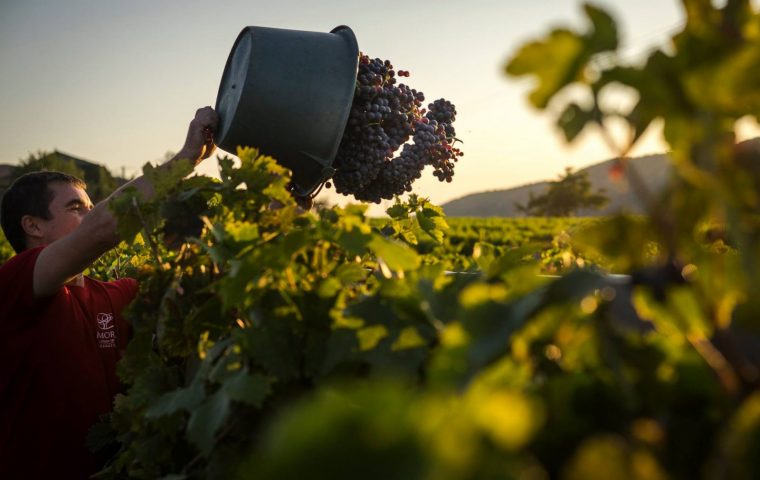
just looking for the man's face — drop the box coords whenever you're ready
[32,182,93,246]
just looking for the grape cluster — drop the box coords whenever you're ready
[330,54,463,203]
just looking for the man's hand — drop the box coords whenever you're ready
[175,106,219,165]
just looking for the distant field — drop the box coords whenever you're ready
[0,216,593,265]
[444,216,591,248]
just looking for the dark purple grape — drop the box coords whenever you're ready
[331,53,462,203]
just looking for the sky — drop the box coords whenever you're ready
[1,0,753,213]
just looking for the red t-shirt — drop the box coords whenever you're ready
[0,246,137,479]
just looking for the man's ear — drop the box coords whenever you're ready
[21,215,44,240]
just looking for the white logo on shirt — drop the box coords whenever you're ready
[96,313,116,348]
[96,313,114,330]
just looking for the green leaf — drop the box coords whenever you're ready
[223,371,272,408]
[320,328,359,375]
[85,416,116,454]
[368,235,421,271]
[160,195,208,248]
[486,245,540,277]
[399,227,419,246]
[667,287,713,337]
[337,229,372,256]
[683,45,760,115]
[226,221,260,243]
[335,262,368,284]
[505,3,618,109]
[391,326,427,351]
[217,155,236,182]
[144,159,195,198]
[144,381,205,419]
[186,390,230,457]
[462,285,541,370]
[558,102,596,142]
[317,277,343,298]
[416,208,448,244]
[108,187,144,243]
[236,148,293,204]
[463,270,606,371]
[597,66,659,142]
[506,29,587,108]
[584,3,618,52]
[241,319,301,380]
[386,203,409,219]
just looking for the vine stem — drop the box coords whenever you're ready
[687,332,740,395]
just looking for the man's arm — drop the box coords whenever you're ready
[32,107,219,298]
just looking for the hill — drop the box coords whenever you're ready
[442,153,673,217]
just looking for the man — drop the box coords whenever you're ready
[0,107,219,479]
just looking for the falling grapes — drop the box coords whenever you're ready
[330,53,463,203]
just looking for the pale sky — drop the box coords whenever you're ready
[0,0,739,213]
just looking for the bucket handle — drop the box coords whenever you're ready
[292,150,336,198]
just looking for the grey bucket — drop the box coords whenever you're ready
[214,25,359,197]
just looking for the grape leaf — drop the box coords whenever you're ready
[505,3,619,109]
[319,328,360,376]
[506,29,587,108]
[186,390,231,457]
[223,371,272,408]
[584,3,618,52]
[145,381,205,419]
[368,235,420,271]
[557,102,596,142]
[108,187,144,243]
[143,159,194,198]
[85,416,117,454]
[416,208,448,244]
[335,262,368,284]
[386,203,410,219]
[241,319,301,380]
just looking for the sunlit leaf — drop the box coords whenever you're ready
[506,29,587,108]
[368,234,421,271]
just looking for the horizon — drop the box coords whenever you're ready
[0,141,693,208]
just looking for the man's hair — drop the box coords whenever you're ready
[1,171,86,253]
